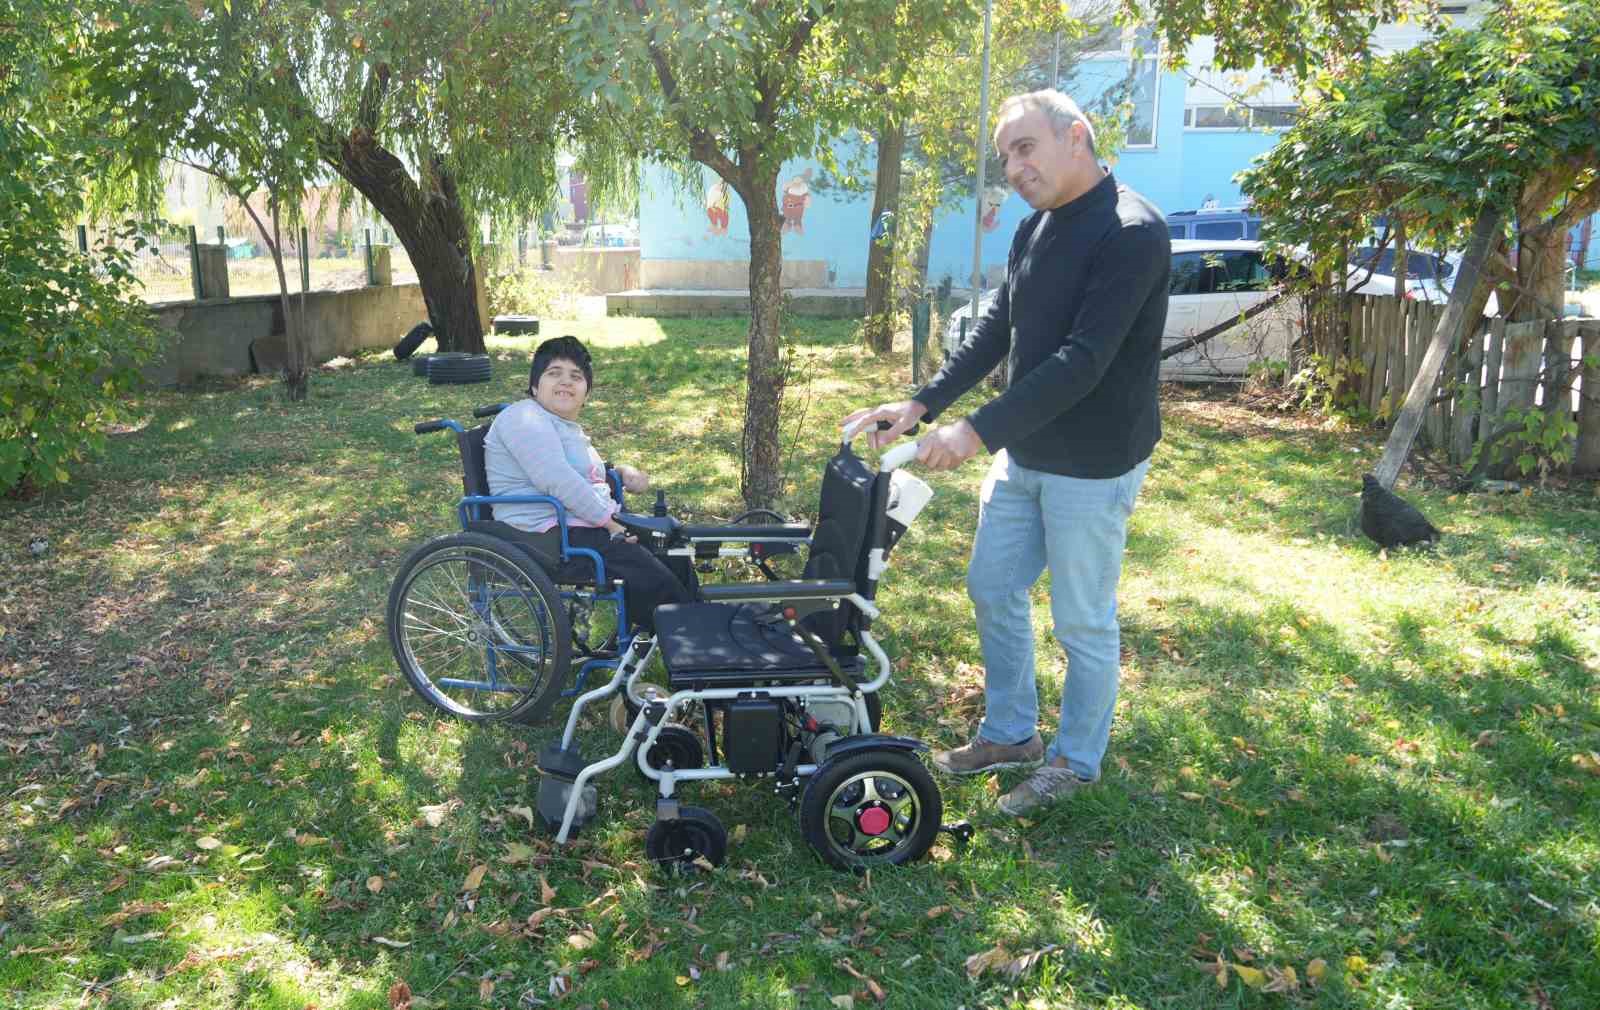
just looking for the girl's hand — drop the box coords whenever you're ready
[604,519,636,543]
[616,465,651,494]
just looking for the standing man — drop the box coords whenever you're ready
[845,90,1169,816]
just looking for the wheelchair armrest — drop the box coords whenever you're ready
[678,523,811,542]
[698,579,855,602]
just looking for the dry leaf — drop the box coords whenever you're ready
[925,905,950,920]
[675,976,691,987]
[196,836,222,850]
[1178,791,1205,802]
[1233,963,1266,989]
[1345,954,1369,973]
[501,842,538,865]
[840,959,886,1002]
[372,936,410,948]
[295,834,328,847]
[540,874,556,904]
[731,824,747,844]
[1306,958,1328,985]
[388,980,413,1010]
[567,930,597,950]
[419,803,449,828]
[462,864,488,892]
[1570,752,1600,776]
[119,931,164,943]
[1262,965,1298,993]
[964,945,1010,979]
[367,876,385,894]
[478,978,494,1001]
[507,804,535,828]
[1002,945,1059,981]
[829,997,854,1010]
[102,901,168,926]
[525,906,558,930]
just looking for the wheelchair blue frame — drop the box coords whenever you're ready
[430,418,632,700]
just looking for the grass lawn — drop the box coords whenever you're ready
[2,317,1598,1009]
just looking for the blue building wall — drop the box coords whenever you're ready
[634,57,1598,290]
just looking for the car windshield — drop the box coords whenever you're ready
[1351,247,1454,282]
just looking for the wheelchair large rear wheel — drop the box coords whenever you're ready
[387,532,571,724]
[800,748,941,870]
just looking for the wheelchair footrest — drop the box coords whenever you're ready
[538,742,589,781]
[536,776,596,836]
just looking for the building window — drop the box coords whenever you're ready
[1184,104,1299,130]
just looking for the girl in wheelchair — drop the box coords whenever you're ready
[481,335,693,634]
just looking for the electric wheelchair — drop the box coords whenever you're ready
[534,426,967,871]
[386,402,814,726]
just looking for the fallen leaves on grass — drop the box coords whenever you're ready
[195,836,222,850]
[501,842,539,865]
[372,936,410,949]
[102,900,169,926]
[839,959,886,1002]
[388,981,412,1010]
[1570,752,1600,776]
[964,944,1059,982]
[506,804,534,828]
[461,864,488,893]
[1306,958,1327,985]
[367,875,384,894]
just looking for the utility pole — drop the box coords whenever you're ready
[969,0,994,321]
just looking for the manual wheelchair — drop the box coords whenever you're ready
[386,402,815,726]
[534,424,969,872]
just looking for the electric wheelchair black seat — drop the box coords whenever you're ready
[536,426,960,872]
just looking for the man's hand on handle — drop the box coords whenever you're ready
[842,399,927,449]
[841,399,983,472]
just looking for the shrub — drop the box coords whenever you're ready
[485,267,586,321]
[0,120,159,495]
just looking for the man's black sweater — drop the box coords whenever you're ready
[914,173,1170,478]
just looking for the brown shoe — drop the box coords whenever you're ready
[998,763,1093,816]
[931,733,1044,775]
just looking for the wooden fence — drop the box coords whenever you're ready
[1345,295,1600,473]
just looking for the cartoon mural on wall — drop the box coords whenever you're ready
[981,185,1008,232]
[780,169,813,235]
[705,179,731,236]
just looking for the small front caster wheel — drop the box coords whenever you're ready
[644,805,727,875]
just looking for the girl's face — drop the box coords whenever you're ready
[533,358,590,420]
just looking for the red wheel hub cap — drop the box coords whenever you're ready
[857,806,892,836]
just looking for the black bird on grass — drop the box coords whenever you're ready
[1361,473,1440,548]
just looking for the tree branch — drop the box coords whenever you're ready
[634,1,738,181]
[1524,169,1600,240]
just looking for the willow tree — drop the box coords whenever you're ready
[1239,0,1600,474]
[565,0,970,509]
[91,0,628,354]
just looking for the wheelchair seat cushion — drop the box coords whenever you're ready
[656,602,863,687]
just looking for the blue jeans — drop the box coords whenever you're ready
[968,451,1149,781]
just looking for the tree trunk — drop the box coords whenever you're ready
[738,168,787,510]
[325,139,486,354]
[268,202,309,402]
[862,118,906,353]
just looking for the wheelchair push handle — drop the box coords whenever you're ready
[413,419,464,435]
[472,402,510,419]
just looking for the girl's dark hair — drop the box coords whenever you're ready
[528,335,594,395]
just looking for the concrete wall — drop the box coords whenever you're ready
[638,257,828,290]
[144,283,428,386]
[550,246,641,293]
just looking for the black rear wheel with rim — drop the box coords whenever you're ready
[387,532,571,723]
[644,805,726,875]
[800,748,941,870]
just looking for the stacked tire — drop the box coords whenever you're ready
[425,352,492,385]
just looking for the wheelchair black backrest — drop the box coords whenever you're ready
[457,424,496,520]
[799,443,892,645]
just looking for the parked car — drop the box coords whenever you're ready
[1347,245,1584,316]
[943,239,1296,382]
[1165,207,1262,241]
